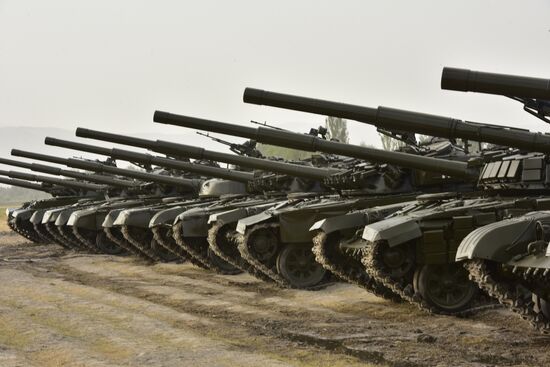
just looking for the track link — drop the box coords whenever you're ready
[72,227,101,254]
[45,222,77,250]
[208,222,273,282]
[312,232,401,302]
[10,219,44,243]
[465,259,550,334]
[105,227,153,261]
[362,240,496,316]
[152,226,209,269]
[121,226,161,262]
[172,221,241,275]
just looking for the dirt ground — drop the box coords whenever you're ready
[0,233,548,367]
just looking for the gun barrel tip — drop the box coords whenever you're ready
[243,88,264,104]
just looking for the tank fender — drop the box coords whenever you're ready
[67,208,98,229]
[149,206,185,227]
[15,208,35,221]
[42,208,66,224]
[176,210,209,237]
[29,209,47,225]
[41,209,56,224]
[456,213,550,262]
[362,216,422,247]
[112,208,155,228]
[236,210,275,235]
[209,208,249,225]
[55,208,78,226]
[209,202,278,225]
[310,212,367,235]
[103,209,125,228]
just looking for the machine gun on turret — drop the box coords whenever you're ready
[196,132,263,158]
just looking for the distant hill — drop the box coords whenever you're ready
[0,185,52,206]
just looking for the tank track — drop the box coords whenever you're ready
[44,222,76,250]
[172,221,241,275]
[105,227,153,261]
[33,223,56,244]
[362,240,496,316]
[312,232,401,302]
[208,222,273,282]
[237,222,291,287]
[465,259,550,334]
[121,226,161,262]
[152,227,209,269]
[72,227,101,254]
[59,225,89,251]
[9,219,44,243]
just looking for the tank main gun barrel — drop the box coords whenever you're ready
[10,150,204,189]
[441,67,550,100]
[240,88,550,154]
[39,139,255,183]
[0,157,137,188]
[153,111,477,179]
[0,177,55,193]
[75,128,340,180]
[0,169,105,192]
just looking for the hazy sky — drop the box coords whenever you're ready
[1,0,549,154]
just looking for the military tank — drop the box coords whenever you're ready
[150,104,550,309]
[0,169,109,245]
[40,137,270,269]
[236,84,550,310]
[0,157,142,250]
[11,145,244,260]
[51,129,348,275]
[150,111,489,289]
[1,176,90,244]
[440,68,550,332]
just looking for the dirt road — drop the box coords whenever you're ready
[0,233,548,367]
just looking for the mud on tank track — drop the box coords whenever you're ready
[0,233,549,367]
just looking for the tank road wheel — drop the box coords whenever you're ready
[276,245,327,288]
[96,231,126,255]
[414,263,477,313]
[250,228,279,262]
[533,294,550,320]
[382,244,415,279]
[207,247,243,274]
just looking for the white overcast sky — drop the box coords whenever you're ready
[0,0,549,153]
